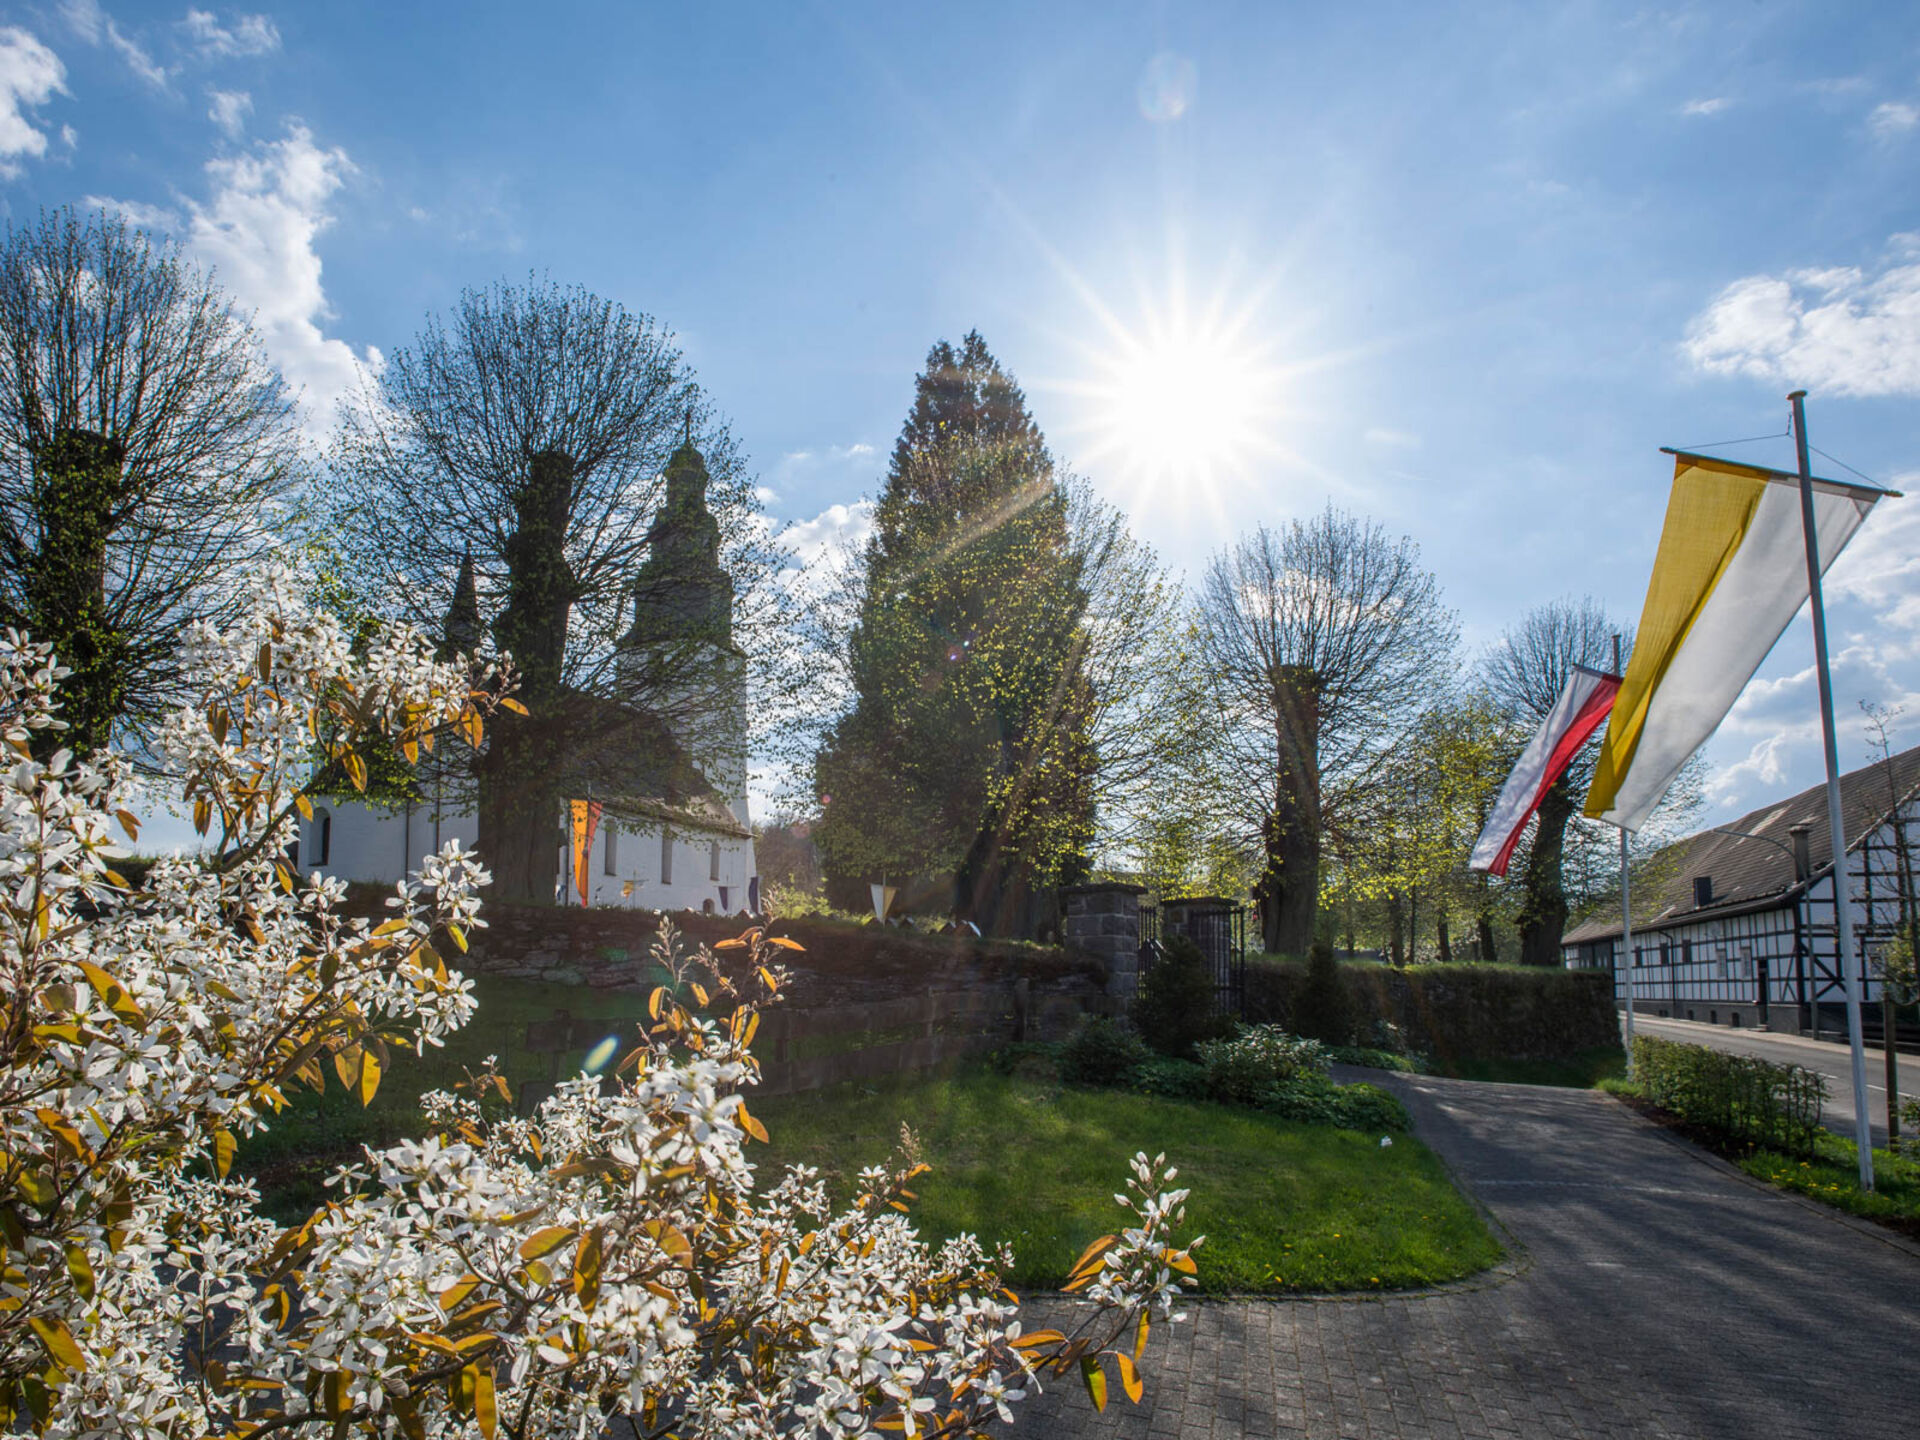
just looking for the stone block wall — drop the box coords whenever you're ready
[1062,882,1145,998]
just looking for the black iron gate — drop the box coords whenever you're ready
[1137,897,1247,1016]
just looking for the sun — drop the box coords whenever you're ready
[1069,302,1285,495]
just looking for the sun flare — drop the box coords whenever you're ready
[1076,308,1282,493]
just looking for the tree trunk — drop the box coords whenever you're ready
[1437,911,1453,964]
[479,450,576,904]
[1477,909,1498,965]
[1254,674,1321,956]
[26,430,128,759]
[1386,896,1405,967]
[1516,776,1576,965]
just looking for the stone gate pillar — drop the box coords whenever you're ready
[1061,882,1146,999]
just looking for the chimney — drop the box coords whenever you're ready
[1788,823,1813,882]
[1693,876,1714,909]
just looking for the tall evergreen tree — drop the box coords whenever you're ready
[814,333,1095,932]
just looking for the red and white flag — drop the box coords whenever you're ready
[1471,665,1621,878]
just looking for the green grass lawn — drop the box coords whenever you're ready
[1739,1137,1920,1231]
[754,1070,1501,1295]
[236,973,663,1217]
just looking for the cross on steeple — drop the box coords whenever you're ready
[684,405,694,446]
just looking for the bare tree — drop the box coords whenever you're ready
[0,208,299,756]
[1481,597,1622,965]
[1194,508,1457,955]
[330,277,785,903]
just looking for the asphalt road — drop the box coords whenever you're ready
[1627,1012,1920,1150]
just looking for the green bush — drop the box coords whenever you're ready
[1132,936,1234,1058]
[1059,1017,1152,1087]
[1326,1045,1424,1074]
[1258,1076,1410,1132]
[1195,1026,1331,1105]
[1631,1034,1825,1155]
[1127,1057,1209,1101]
[1290,940,1355,1046]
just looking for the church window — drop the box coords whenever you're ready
[604,821,618,876]
[310,809,331,866]
[661,829,673,885]
[710,841,721,881]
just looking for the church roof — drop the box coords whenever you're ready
[559,689,748,839]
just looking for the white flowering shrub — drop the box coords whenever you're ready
[0,572,1197,1438]
[1195,1026,1332,1105]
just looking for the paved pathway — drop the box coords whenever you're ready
[1629,1013,1920,1150]
[1012,1073,1920,1439]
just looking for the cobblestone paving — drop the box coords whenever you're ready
[1012,1074,1920,1439]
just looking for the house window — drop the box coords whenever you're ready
[660,829,673,885]
[718,885,730,911]
[710,841,721,882]
[604,821,618,876]
[310,809,331,866]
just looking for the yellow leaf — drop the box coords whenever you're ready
[114,808,140,841]
[62,1243,93,1301]
[343,752,369,793]
[193,798,212,835]
[1008,1330,1066,1351]
[294,793,314,822]
[28,1317,83,1374]
[1134,1309,1150,1359]
[736,1101,768,1144]
[358,1048,382,1106]
[333,1045,363,1093]
[572,1227,604,1308]
[517,1226,577,1262]
[1114,1350,1143,1404]
[462,711,484,749]
[446,925,468,954]
[689,982,709,1008]
[648,987,669,1020]
[77,961,144,1024]
[1166,1249,1197,1275]
[1079,1356,1107,1411]
[439,1275,483,1312]
[256,642,273,685]
[767,936,806,952]
[214,1129,236,1179]
[471,1364,497,1438]
[498,696,529,716]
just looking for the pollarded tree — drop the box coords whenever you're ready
[0,207,300,757]
[814,333,1098,932]
[331,277,785,903]
[1194,509,1457,956]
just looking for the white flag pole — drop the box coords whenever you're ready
[1614,633,1636,1070]
[1789,390,1875,1191]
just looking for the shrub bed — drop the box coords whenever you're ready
[1245,957,1618,1065]
[1629,1034,1826,1156]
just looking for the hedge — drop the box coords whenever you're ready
[1631,1034,1826,1156]
[1244,958,1619,1065]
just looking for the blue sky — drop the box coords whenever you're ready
[3,0,1919,837]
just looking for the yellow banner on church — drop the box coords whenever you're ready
[570,799,603,905]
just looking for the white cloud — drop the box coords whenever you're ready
[1827,475,1920,637]
[1682,235,1920,397]
[1681,97,1730,117]
[100,124,375,443]
[0,28,66,177]
[1705,735,1789,808]
[1868,101,1919,139]
[61,1,168,88]
[778,499,874,571]
[206,86,249,137]
[181,9,279,59]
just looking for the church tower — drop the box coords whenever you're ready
[441,547,483,659]
[618,438,748,826]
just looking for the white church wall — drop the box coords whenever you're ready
[299,801,479,886]
[575,818,757,915]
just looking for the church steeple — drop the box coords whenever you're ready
[621,439,734,651]
[441,547,483,659]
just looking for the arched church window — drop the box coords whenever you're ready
[660,828,673,885]
[709,841,720,881]
[310,809,331,866]
[604,821,619,876]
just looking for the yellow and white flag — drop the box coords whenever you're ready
[1585,451,1885,832]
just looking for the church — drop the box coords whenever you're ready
[299,439,760,915]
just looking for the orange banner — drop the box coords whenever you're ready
[570,799,603,905]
